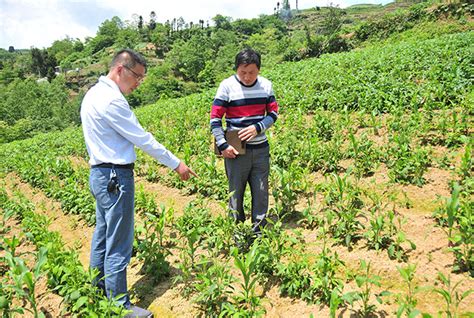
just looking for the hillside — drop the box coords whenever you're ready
[2,1,472,144]
[1,10,473,317]
[289,1,412,30]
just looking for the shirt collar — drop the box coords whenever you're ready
[234,75,258,88]
[99,76,122,94]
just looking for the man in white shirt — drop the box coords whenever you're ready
[81,49,196,318]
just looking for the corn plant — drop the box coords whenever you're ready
[135,185,159,216]
[174,201,213,294]
[270,164,306,217]
[457,139,472,190]
[222,245,265,317]
[386,131,431,186]
[329,288,345,318]
[432,272,473,318]
[448,199,473,275]
[0,189,13,235]
[433,183,473,274]
[348,132,381,177]
[435,183,461,237]
[276,253,316,303]
[395,264,427,318]
[201,214,233,257]
[3,242,48,318]
[428,110,469,148]
[387,214,416,262]
[0,236,29,317]
[321,174,365,247]
[311,243,344,304]
[192,257,235,316]
[175,200,212,268]
[364,210,394,251]
[298,196,325,230]
[134,207,171,283]
[311,137,345,174]
[186,153,228,200]
[3,192,126,317]
[253,219,298,279]
[59,269,127,318]
[343,260,389,317]
[231,219,256,254]
[281,225,323,301]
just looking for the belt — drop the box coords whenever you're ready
[91,163,134,169]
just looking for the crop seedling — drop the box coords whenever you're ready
[253,219,296,279]
[192,258,235,316]
[343,260,389,317]
[222,245,265,317]
[134,207,172,283]
[135,185,159,215]
[3,242,48,318]
[276,252,316,303]
[432,272,473,318]
[386,214,416,262]
[311,242,344,304]
[395,264,428,318]
[322,174,365,247]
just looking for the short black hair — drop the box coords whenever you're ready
[234,48,261,70]
[111,49,147,72]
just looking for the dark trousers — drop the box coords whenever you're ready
[225,146,269,233]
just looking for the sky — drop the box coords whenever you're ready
[0,0,392,50]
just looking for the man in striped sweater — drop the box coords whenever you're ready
[210,48,279,235]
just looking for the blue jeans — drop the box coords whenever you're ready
[89,166,134,308]
[225,146,270,234]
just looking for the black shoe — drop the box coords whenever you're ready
[124,305,153,318]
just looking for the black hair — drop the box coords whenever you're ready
[234,48,261,70]
[111,49,147,72]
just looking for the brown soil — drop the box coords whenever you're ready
[2,146,473,317]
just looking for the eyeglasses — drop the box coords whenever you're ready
[122,65,145,82]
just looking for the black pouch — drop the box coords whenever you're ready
[107,169,119,193]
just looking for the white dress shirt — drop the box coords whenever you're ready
[80,76,180,169]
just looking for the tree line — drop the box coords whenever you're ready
[0,0,469,143]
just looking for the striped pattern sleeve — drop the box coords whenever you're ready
[210,83,229,151]
[255,84,279,133]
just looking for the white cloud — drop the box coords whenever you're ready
[0,0,391,49]
[1,0,96,49]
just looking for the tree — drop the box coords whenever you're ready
[86,16,123,54]
[233,18,261,35]
[212,14,232,30]
[97,16,123,38]
[31,48,44,76]
[149,23,173,57]
[149,11,157,30]
[244,28,282,64]
[166,32,213,81]
[30,48,56,79]
[8,46,14,53]
[176,17,186,31]
[172,18,177,31]
[322,3,344,35]
[48,37,78,64]
[280,0,292,20]
[116,27,142,49]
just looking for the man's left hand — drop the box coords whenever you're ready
[238,126,258,141]
[174,161,198,181]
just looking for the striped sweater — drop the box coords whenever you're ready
[210,75,279,151]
